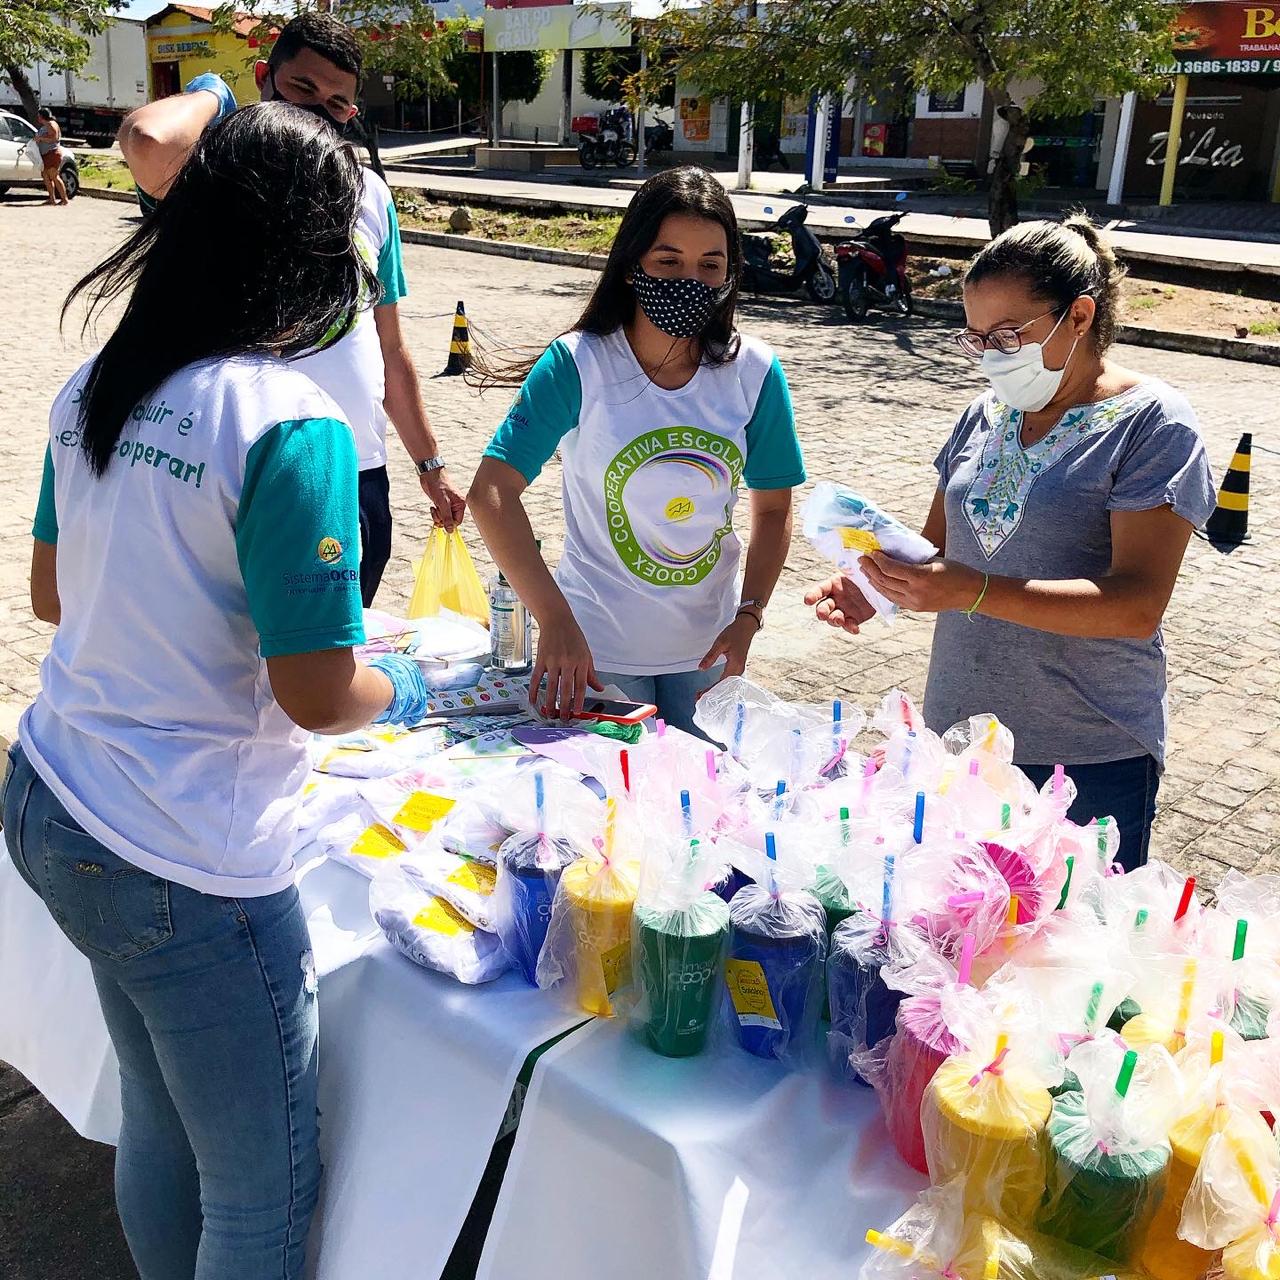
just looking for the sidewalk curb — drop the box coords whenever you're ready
[77,186,137,204]
[404,227,1280,368]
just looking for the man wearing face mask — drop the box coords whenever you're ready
[117,12,466,606]
[806,215,1215,871]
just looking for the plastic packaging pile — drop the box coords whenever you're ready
[300,663,1280,1280]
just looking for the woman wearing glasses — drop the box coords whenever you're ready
[807,215,1214,869]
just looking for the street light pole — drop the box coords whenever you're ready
[636,47,648,174]
[1106,90,1136,207]
[491,53,501,147]
[1158,73,1188,207]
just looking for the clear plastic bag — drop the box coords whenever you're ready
[1036,1036,1183,1263]
[408,527,489,623]
[437,797,513,864]
[492,831,584,986]
[803,482,938,621]
[397,844,499,931]
[369,860,510,985]
[537,852,641,1016]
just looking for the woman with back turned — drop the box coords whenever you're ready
[3,102,430,1279]
[807,216,1215,870]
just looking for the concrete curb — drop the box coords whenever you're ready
[911,297,1280,368]
[77,186,137,204]
[80,184,1280,367]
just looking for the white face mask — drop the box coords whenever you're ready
[981,309,1079,413]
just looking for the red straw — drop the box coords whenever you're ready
[1174,876,1196,923]
[620,749,631,795]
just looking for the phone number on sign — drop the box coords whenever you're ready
[1172,57,1280,73]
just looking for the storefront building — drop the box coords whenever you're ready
[144,5,265,105]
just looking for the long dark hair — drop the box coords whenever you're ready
[468,165,742,387]
[63,101,378,476]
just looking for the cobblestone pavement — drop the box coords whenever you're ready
[0,189,1277,1276]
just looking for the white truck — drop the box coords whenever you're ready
[1,18,148,147]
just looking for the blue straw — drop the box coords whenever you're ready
[764,830,779,896]
[732,701,746,757]
[773,778,787,821]
[680,789,692,837]
[882,853,895,925]
[833,699,842,754]
[535,774,546,835]
[913,790,926,844]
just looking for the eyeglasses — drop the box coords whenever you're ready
[953,308,1065,361]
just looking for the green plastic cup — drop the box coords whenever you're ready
[635,894,730,1058]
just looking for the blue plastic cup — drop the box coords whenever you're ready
[826,915,904,1084]
[498,834,578,986]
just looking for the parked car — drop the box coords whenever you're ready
[0,109,80,199]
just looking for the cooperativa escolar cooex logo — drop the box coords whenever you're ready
[316,537,344,565]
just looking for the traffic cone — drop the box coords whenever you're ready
[1196,433,1252,548]
[440,301,471,376]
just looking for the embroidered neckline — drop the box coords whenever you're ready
[962,383,1155,561]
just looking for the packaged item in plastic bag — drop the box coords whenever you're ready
[630,835,732,1057]
[493,830,583,986]
[370,861,510,985]
[898,836,1012,963]
[1036,1036,1183,1263]
[1120,953,1234,1055]
[721,835,826,1066]
[437,797,513,864]
[398,844,498,931]
[921,1018,1055,1225]
[860,1184,1149,1280]
[1179,1109,1280,1280]
[858,939,990,1173]
[408,527,489,623]
[1141,1029,1280,1280]
[537,801,641,1017]
[803,482,938,621]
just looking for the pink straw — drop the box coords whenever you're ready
[968,759,980,776]
[957,933,977,986]
[656,719,667,739]
[1052,763,1065,794]
[947,891,984,909]
[705,749,716,782]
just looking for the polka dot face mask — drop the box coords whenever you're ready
[631,266,733,339]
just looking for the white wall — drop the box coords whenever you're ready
[914,81,983,121]
[672,76,729,152]
[1094,96,1122,190]
[502,50,617,142]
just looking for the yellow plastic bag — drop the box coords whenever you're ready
[407,528,489,624]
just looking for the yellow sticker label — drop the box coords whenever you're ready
[447,861,497,895]
[393,791,456,834]
[600,938,632,995]
[838,528,882,554]
[303,782,317,797]
[349,823,408,860]
[664,495,696,523]
[317,746,373,772]
[724,958,781,1029]
[412,897,474,937]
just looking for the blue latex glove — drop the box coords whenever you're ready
[368,655,433,726]
[184,72,238,125]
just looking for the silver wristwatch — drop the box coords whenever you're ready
[415,455,446,476]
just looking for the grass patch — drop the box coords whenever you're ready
[1129,296,1159,312]
[1248,319,1280,337]
[75,155,134,192]
[392,189,622,255]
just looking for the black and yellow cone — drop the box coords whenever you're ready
[440,300,471,376]
[1196,433,1252,548]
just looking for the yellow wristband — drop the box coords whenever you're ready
[963,573,990,621]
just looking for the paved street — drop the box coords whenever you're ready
[1,189,1278,1277]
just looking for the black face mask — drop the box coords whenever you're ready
[631,266,732,339]
[267,70,353,138]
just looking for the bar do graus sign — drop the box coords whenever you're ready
[482,1,632,52]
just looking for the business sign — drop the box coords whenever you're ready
[679,95,711,142]
[1169,3,1280,72]
[152,39,214,57]
[483,3,630,52]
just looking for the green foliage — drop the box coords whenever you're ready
[451,43,553,107]
[580,46,674,109]
[1,0,114,71]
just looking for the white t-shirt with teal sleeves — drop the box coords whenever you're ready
[23,354,364,897]
[293,168,407,471]
[484,329,805,676]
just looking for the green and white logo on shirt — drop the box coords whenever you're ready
[603,427,744,586]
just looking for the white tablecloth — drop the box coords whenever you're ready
[477,1017,927,1280]
[0,847,585,1280]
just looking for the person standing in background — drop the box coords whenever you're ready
[116,12,466,605]
[34,108,69,206]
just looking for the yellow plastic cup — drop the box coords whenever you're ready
[561,858,638,1016]
[1140,1106,1221,1280]
[1121,1013,1183,1054]
[924,1055,1052,1225]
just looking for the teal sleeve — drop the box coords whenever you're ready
[376,200,407,305]
[744,357,806,490]
[482,339,581,484]
[33,445,58,543]
[237,418,365,659]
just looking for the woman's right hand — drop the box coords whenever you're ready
[804,574,876,635]
[531,612,602,719]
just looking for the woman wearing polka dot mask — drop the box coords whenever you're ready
[469,167,805,737]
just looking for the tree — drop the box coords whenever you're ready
[633,0,1177,235]
[580,46,674,109]
[2,0,118,121]
[449,42,553,110]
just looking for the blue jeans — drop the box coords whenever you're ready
[595,666,724,741]
[2,745,320,1280]
[1020,754,1159,873]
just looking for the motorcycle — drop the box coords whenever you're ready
[834,211,912,322]
[740,201,836,304]
[643,119,674,155]
[577,107,637,170]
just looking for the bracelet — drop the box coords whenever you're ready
[735,605,764,633]
[963,573,990,622]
